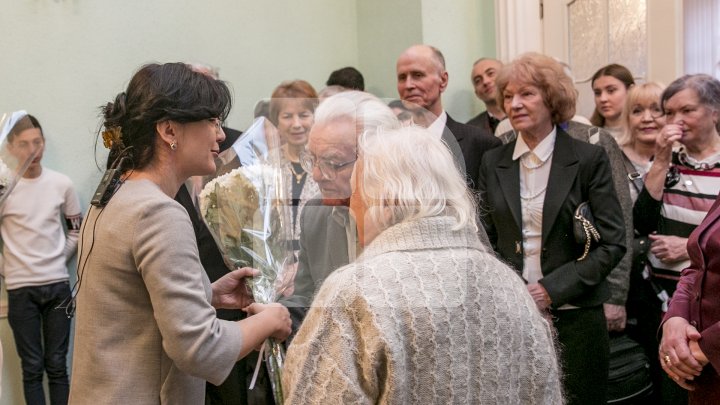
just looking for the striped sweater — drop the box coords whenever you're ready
[634,150,720,282]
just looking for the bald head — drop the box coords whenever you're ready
[396,45,449,116]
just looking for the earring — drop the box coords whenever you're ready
[170,141,177,150]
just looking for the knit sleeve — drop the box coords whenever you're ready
[283,269,379,405]
[132,199,243,385]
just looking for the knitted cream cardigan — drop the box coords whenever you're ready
[284,216,563,404]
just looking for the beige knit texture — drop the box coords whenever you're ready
[284,216,563,404]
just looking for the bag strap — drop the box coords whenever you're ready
[621,152,645,193]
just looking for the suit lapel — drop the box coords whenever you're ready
[495,146,523,231]
[445,115,465,142]
[542,130,579,245]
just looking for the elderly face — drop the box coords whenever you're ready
[502,81,553,139]
[593,75,629,123]
[305,118,357,206]
[663,88,719,147]
[472,59,503,103]
[396,47,448,114]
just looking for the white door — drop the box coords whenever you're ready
[540,0,683,119]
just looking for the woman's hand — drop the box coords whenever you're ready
[655,124,683,164]
[604,303,627,332]
[244,303,292,341]
[211,267,259,309]
[527,283,552,312]
[649,234,690,263]
[660,316,704,390]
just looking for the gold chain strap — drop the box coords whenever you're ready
[576,215,601,261]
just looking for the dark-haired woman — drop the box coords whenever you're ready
[68,63,291,405]
[591,64,635,139]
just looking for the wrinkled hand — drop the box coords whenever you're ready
[527,283,552,312]
[660,317,704,390]
[244,303,292,341]
[211,267,258,310]
[604,303,627,332]
[649,234,689,263]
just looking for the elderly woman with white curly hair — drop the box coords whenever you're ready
[282,125,563,404]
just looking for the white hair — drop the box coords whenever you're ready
[314,91,401,137]
[356,125,478,232]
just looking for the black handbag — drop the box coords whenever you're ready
[606,334,654,404]
[573,201,601,261]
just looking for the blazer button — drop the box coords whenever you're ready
[691,320,698,328]
[696,293,701,302]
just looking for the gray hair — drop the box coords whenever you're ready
[356,125,477,233]
[314,91,401,137]
[662,74,720,132]
[662,74,720,112]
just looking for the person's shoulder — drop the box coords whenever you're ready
[466,112,487,127]
[42,167,73,185]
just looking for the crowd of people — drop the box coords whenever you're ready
[2,43,720,405]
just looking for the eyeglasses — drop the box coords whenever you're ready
[299,151,356,180]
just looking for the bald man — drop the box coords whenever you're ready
[396,45,500,190]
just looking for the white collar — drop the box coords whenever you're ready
[512,126,557,161]
[427,111,448,138]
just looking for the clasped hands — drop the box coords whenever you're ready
[660,316,710,390]
[211,267,291,342]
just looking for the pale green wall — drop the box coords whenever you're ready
[0,1,494,402]
[356,0,424,98]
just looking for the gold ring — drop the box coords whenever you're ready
[664,355,671,365]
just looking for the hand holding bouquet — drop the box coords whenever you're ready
[199,117,292,405]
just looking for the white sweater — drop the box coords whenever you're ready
[284,216,563,404]
[0,168,81,290]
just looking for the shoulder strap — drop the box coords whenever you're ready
[621,152,645,193]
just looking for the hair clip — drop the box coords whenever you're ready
[102,126,124,149]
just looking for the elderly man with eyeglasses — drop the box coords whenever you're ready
[280,91,401,336]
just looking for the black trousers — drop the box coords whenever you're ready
[552,305,609,405]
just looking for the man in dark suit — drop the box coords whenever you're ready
[395,45,501,190]
[466,58,506,133]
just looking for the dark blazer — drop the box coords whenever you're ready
[664,195,720,374]
[466,111,500,134]
[444,114,501,190]
[477,128,626,308]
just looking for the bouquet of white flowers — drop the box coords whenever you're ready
[198,117,292,405]
[0,111,42,207]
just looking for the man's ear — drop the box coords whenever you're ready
[439,70,449,93]
[156,120,178,148]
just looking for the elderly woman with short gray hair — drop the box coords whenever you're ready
[283,125,562,404]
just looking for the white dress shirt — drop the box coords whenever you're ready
[512,127,556,284]
[427,111,448,139]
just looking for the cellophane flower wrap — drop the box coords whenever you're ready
[0,111,42,207]
[198,117,292,405]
